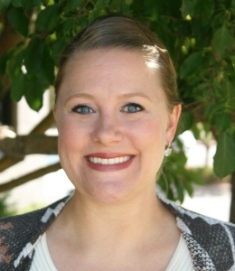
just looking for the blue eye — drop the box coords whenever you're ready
[72,104,94,114]
[122,103,143,113]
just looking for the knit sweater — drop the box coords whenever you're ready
[0,194,235,271]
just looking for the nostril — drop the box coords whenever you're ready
[92,122,122,144]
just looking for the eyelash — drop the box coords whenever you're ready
[71,102,144,114]
[72,104,95,114]
[121,103,144,113]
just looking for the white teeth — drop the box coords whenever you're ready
[88,156,131,165]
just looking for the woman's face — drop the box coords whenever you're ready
[54,48,181,204]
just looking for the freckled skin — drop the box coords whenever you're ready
[54,48,181,204]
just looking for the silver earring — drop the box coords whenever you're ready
[164,143,172,157]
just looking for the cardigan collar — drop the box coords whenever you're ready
[1,193,235,271]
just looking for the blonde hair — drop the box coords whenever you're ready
[55,15,181,110]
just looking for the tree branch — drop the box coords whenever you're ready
[0,162,61,192]
[0,135,58,158]
[0,111,56,173]
[0,156,23,172]
[30,112,55,134]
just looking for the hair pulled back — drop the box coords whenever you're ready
[55,15,181,110]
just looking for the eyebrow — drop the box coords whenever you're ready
[65,91,152,103]
[65,93,96,103]
[120,92,152,101]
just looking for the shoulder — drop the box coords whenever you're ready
[159,194,235,270]
[0,195,69,235]
[0,196,70,270]
[158,192,235,230]
[165,196,235,233]
[160,194,235,238]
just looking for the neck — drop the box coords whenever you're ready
[58,188,175,250]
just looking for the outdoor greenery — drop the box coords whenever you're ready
[0,194,16,218]
[0,0,235,213]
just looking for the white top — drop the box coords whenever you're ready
[165,235,195,271]
[30,233,57,271]
[30,233,194,271]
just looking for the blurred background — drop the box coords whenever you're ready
[0,0,234,222]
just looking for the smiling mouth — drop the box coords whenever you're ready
[87,156,132,165]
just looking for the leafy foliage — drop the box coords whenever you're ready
[159,139,205,203]
[214,131,235,178]
[0,194,16,218]
[0,0,235,202]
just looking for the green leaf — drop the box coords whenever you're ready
[6,6,29,36]
[179,52,203,78]
[125,0,132,4]
[8,64,48,110]
[225,79,235,98]
[24,74,45,111]
[24,38,45,74]
[181,0,214,21]
[214,132,235,178]
[212,113,231,133]
[21,0,41,9]
[181,0,197,18]
[224,79,235,112]
[0,0,11,12]
[196,0,214,21]
[104,0,112,5]
[88,8,106,23]
[7,42,47,109]
[95,0,109,10]
[109,0,125,11]
[36,4,60,33]
[51,39,67,63]
[41,46,55,84]
[183,179,194,197]
[24,38,55,84]
[232,0,235,16]
[174,177,184,203]
[11,0,22,8]
[191,124,201,140]
[212,26,234,59]
[62,0,83,13]
[180,112,194,132]
[204,103,224,119]
[6,50,26,101]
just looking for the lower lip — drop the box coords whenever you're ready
[85,156,135,172]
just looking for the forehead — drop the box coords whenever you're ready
[64,48,160,82]
[58,48,166,102]
[67,48,147,69]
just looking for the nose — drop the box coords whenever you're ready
[92,114,123,145]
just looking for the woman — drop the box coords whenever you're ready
[0,15,235,271]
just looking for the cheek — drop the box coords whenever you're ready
[128,119,166,177]
[58,121,74,144]
[57,119,85,152]
[130,118,166,148]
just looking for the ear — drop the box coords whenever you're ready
[166,104,182,144]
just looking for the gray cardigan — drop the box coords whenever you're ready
[0,194,235,271]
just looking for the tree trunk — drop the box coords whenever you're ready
[229,171,235,223]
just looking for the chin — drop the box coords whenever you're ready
[85,183,134,205]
